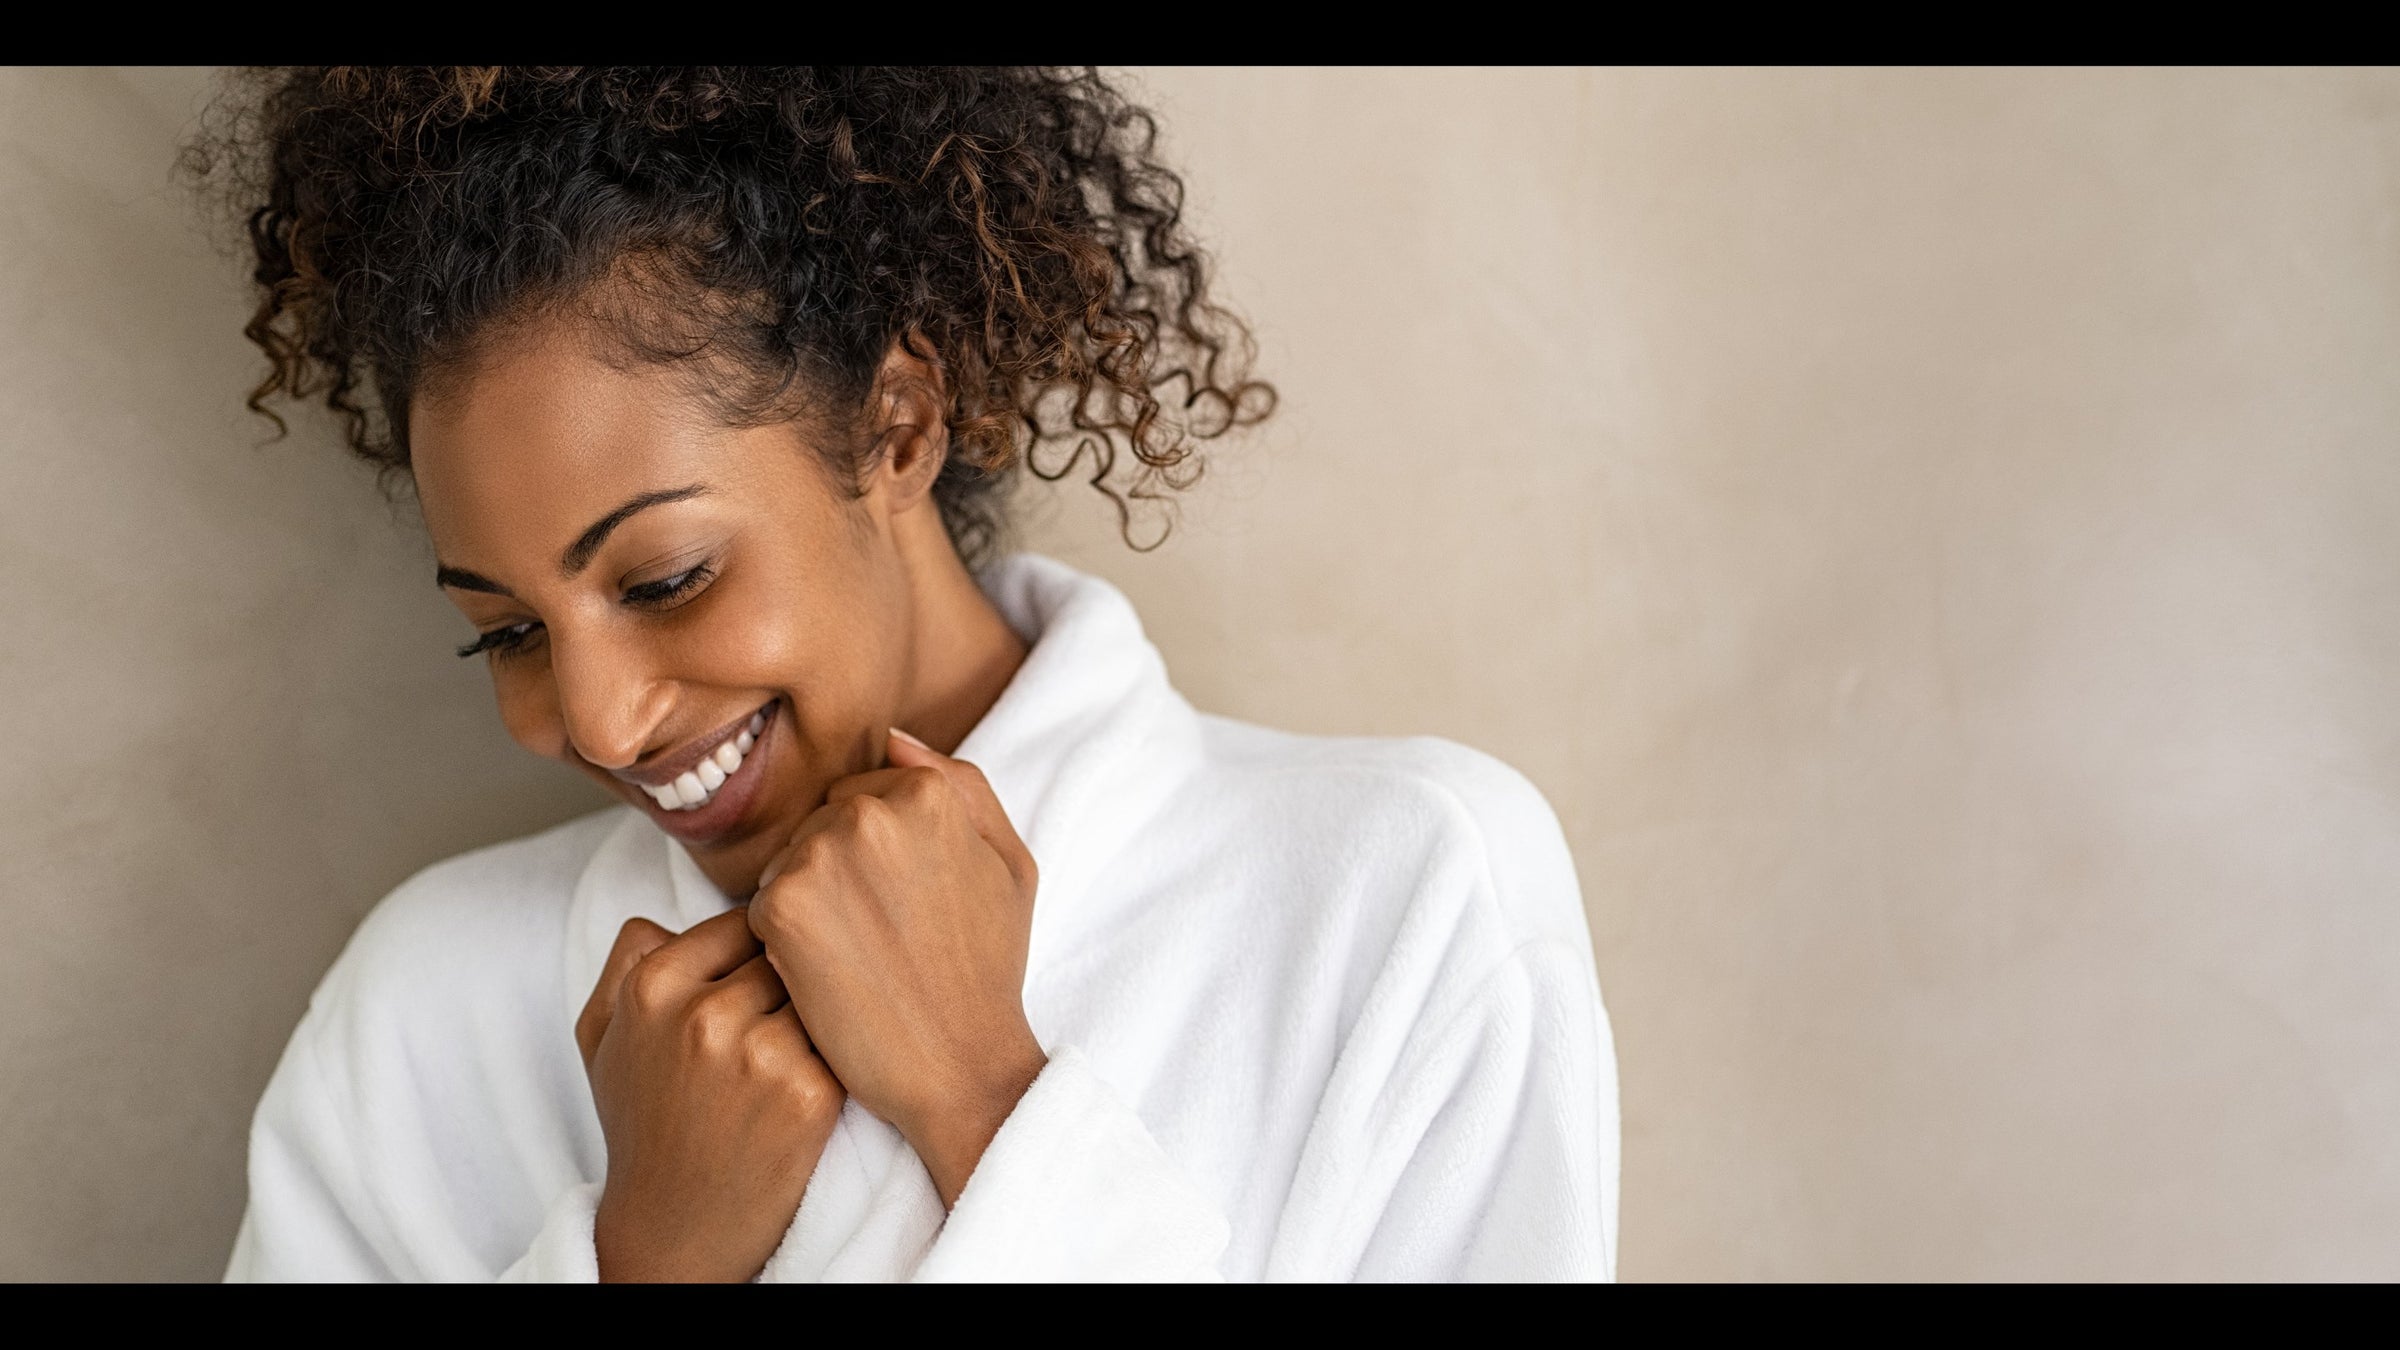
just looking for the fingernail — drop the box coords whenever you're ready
[890,726,929,750]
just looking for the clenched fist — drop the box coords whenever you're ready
[576,907,844,1282]
[747,728,1045,1208]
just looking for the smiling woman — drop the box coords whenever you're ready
[406,323,1029,897]
[188,66,1618,1283]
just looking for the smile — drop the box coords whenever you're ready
[635,707,767,811]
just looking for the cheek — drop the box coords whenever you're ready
[714,569,908,757]
[490,660,570,760]
[691,589,818,686]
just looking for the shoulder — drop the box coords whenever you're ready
[1188,718,1592,956]
[308,807,627,1031]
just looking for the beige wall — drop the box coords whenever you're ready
[4,66,2396,1280]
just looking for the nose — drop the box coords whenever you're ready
[549,626,672,772]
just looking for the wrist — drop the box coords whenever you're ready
[593,1193,672,1283]
[594,1186,751,1283]
[906,1030,1047,1210]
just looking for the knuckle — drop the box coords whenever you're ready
[839,794,896,844]
[759,911,806,952]
[746,886,791,932]
[740,1022,788,1076]
[864,787,907,831]
[790,829,834,868]
[768,855,825,908]
[621,959,677,1015]
[682,997,740,1054]
[784,1062,835,1116]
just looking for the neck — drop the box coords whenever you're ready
[890,509,1028,755]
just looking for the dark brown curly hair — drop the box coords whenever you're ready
[183,66,1275,562]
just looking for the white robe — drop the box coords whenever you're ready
[224,554,1620,1281]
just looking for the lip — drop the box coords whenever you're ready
[622,698,779,846]
[619,699,776,788]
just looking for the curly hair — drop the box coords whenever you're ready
[183,66,1275,562]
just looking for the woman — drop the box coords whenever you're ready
[196,66,1619,1282]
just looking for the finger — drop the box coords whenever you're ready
[759,759,917,890]
[756,807,842,892]
[753,737,922,892]
[886,728,1036,893]
[577,916,672,1065]
[712,953,791,1016]
[645,906,764,982]
[821,746,1027,893]
[821,765,913,808]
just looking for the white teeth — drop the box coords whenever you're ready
[639,710,766,813]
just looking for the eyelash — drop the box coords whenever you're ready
[455,624,536,661]
[456,563,717,660]
[621,562,715,608]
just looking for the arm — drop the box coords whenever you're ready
[1282,941,1619,1281]
[223,1021,412,1282]
[1269,753,1621,1282]
[224,1025,609,1283]
[224,945,574,1283]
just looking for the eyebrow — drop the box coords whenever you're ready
[434,484,712,595]
[561,485,711,576]
[435,564,512,596]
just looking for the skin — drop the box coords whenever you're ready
[413,317,1046,1281]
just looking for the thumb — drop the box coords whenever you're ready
[885,724,943,767]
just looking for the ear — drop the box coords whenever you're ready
[861,333,949,513]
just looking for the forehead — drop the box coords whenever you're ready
[408,325,736,555]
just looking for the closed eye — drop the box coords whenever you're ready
[457,621,541,660]
[622,563,715,608]
[455,562,712,660]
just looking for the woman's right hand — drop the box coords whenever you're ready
[575,908,844,1282]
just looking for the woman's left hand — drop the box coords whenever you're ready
[747,728,1046,1208]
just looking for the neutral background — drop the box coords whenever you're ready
[4,66,2395,1280]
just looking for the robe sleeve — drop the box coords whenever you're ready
[220,1022,400,1281]
[1264,754,1621,1282]
[494,1184,605,1282]
[911,1047,1230,1281]
[223,1015,607,1283]
[1281,939,1619,1281]
[906,943,1614,1284]
[221,937,606,1283]
[222,1016,414,1282]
